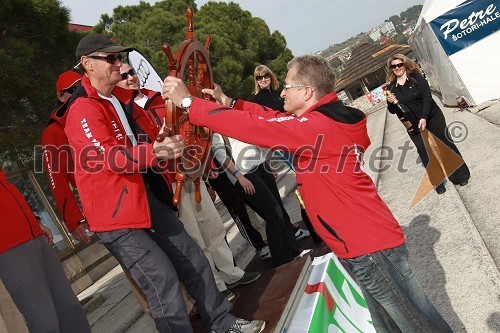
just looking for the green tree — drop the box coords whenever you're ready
[0,0,82,164]
[94,0,197,78]
[94,0,292,99]
[197,2,292,98]
[393,34,409,45]
[329,57,342,69]
[400,5,423,23]
[388,15,401,26]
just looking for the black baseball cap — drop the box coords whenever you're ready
[76,34,133,59]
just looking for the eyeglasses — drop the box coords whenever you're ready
[120,68,137,80]
[255,73,271,81]
[390,63,405,69]
[282,84,306,90]
[87,54,123,65]
[62,86,77,94]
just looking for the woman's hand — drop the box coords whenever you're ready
[385,91,397,104]
[418,118,427,131]
[236,174,255,195]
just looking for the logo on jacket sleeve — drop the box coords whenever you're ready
[268,115,309,123]
[81,118,105,154]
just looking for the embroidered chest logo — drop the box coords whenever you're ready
[111,120,124,141]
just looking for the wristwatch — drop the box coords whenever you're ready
[181,96,194,109]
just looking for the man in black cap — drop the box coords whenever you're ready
[64,34,266,333]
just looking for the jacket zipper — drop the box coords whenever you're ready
[317,214,349,253]
[112,185,128,218]
[1,181,36,238]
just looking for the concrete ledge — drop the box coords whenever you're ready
[81,292,105,315]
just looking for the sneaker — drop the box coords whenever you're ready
[224,318,266,333]
[221,289,236,302]
[226,271,261,289]
[258,246,271,260]
[295,228,310,241]
[293,248,312,260]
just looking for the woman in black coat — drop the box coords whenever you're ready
[251,65,284,112]
[385,54,470,194]
[250,65,312,241]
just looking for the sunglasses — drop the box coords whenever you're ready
[88,54,123,65]
[390,63,405,69]
[282,83,315,92]
[256,73,271,81]
[120,68,137,80]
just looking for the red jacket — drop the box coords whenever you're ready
[64,76,165,232]
[0,169,43,253]
[141,89,165,125]
[41,110,85,232]
[188,92,405,259]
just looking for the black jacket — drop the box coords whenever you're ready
[252,89,285,112]
[387,72,440,120]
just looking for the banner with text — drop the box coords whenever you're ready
[287,253,375,333]
[430,0,500,56]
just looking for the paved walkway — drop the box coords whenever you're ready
[79,98,500,332]
[366,99,500,332]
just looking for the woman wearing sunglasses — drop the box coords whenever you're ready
[385,54,470,194]
[252,65,284,112]
[251,65,311,241]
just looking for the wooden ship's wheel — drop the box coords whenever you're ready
[160,8,214,206]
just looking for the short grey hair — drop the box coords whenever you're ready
[287,55,336,97]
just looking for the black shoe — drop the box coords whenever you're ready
[221,289,236,302]
[226,272,261,289]
[457,180,469,186]
[222,318,266,333]
[435,184,446,194]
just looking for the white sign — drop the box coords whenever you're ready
[287,253,375,333]
[128,50,164,92]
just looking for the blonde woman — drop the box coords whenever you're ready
[252,65,284,111]
[251,65,310,241]
[385,54,470,194]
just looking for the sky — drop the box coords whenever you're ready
[60,0,425,55]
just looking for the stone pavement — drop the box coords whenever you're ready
[366,99,500,332]
[78,98,500,332]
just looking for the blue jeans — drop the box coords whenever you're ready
[341,244,452,333]
[96,188,235,333]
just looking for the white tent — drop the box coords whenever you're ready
[409,0,500,107]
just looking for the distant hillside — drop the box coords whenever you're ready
[320,5,422,67]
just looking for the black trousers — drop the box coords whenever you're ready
[410,110,470,186]
[209,171,266,250]
[96,189,235,333]
[235,162,300,267]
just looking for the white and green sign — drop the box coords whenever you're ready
[287,253,375,333]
